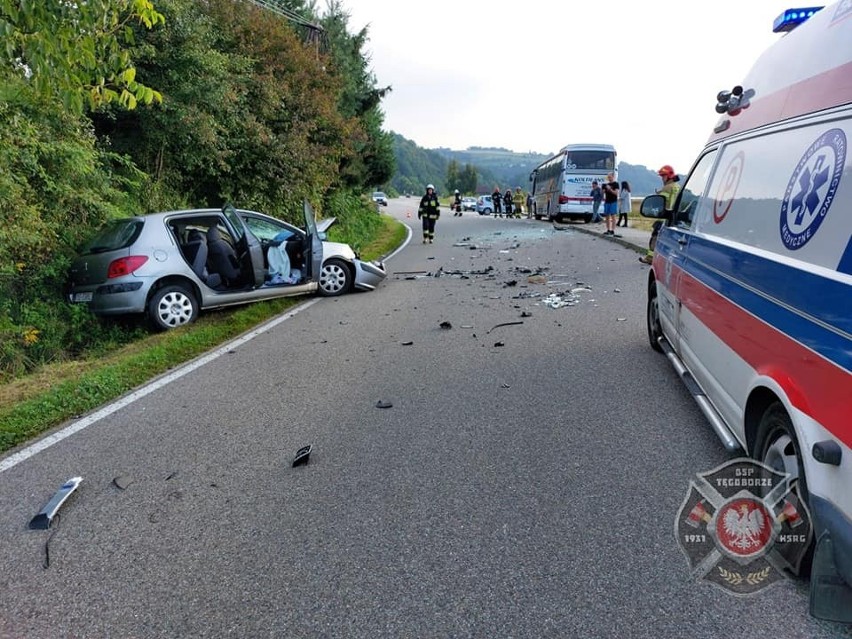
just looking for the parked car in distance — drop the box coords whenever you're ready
[461,197,477,211]
[371,191,388,206]
[475,195,493,215]
[67,202,387,330]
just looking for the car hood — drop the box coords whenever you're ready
[317,217,336,233]
[321,240,356,261]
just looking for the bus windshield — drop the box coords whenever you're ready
[564,151,615,171]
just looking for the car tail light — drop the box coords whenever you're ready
[558,195,570,204]
[107,256,148,278]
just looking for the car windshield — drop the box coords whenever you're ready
[80,219,144,254]
[373,192,386,198]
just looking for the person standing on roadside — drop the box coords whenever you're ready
[617,180,632,227]
[418,183,441,243]
[492,186,503,217]
[504,189,514,217]
[590,181,603,223]
[601,173,619,236]
[526,191,534,218]
[640,165,681,264]
[513,186,525,218]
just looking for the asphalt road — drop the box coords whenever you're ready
[1,198,849,638]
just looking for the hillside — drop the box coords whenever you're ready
[389,135,664,196]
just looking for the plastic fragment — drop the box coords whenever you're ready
[293,445,312,467]
[29,477,83,530]
[376,400,393,409]
[439,321,452,330]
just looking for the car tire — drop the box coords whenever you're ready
[754,402,814,576]
[584,214,593,223]
[148,284,198,331]
[647,281,664,352]
[319,258,352,296]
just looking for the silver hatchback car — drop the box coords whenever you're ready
[67,202,387,330]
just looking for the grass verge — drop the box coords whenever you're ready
[0,214,406,455]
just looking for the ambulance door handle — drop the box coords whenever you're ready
[677,237,688,246]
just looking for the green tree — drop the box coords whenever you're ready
[460,163,478,194]
[0,0,165,113]
[93,0,354,219]
[319,1,394,190]
[445,159,460,193]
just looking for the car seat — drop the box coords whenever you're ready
[206,226,242,286]
[184,229,222,288]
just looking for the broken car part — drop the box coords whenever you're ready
[29,476,83,530]
[293,445,313,467]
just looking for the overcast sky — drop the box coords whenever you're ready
[341,0,811,173]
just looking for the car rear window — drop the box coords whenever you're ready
[80,219,144,254]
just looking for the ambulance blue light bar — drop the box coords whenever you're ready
[773,6,823,32]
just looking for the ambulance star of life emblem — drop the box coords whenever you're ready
[675,458,812,595]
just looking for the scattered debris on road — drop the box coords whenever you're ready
[375,400,393,409]
[487,321,524,334]
[293,445,313,467]
[439,321,452,330]
[113,475,134,490]
[29,476,83,531]
[401,341,414,346]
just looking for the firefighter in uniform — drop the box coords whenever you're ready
[418,184,441,243]
[452,189,462,216]
[640,165,681,264]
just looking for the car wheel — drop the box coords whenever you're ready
[647,281,663,352]
[754,402,813,575]
[148,284,198,331]
[584,214,593,223]
[319,258,352,296]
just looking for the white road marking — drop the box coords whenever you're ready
[0,298,321,474]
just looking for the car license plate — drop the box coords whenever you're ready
[72,292,93,303]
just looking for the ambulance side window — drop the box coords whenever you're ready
[675,150,717,230]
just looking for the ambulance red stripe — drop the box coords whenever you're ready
[655,258,852,450]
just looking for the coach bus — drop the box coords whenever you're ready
[529,144,617,222]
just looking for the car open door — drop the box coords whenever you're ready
[222,203,265,287]
[303,200,323,281]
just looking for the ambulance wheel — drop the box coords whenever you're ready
[755,403,809,506]
[647,282,663,352]
[754,402,813,575]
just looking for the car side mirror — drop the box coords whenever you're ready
[318,232,327,241]
[640,194,668,219]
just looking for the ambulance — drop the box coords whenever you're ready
[639,1,852,621]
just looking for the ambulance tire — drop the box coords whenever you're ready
[754,402,813,576]
[647,282,663,353]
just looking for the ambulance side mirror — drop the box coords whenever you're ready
[640,194,668,219]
